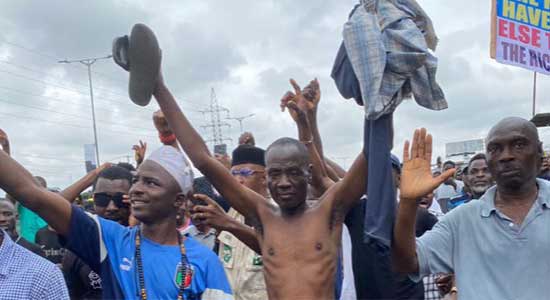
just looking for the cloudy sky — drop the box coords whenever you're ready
[1,0,550,190]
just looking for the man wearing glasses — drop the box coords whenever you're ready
[62,165,133,299]
[91,166,133,226]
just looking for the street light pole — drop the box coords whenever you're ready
[59,55,112,165]
[228,113,255,133]
[532,72,537,118]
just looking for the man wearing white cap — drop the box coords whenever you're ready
[0,145,233,300]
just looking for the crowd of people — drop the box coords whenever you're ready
[1,67,549,300]
[2,8,550,300]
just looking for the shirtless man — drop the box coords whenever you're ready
[151,70,368,299]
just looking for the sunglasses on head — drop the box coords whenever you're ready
[93,192,128,208]
[231,168,264,177]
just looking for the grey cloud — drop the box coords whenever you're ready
[0,0,545,190]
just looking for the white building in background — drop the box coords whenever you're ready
[444,138,486,167]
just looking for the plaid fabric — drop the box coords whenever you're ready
[0,230,69,299]
[343,0,447,120]
[423,274,442,300]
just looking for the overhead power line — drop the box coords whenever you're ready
[0,68,205,113]
[0,111,158,139]
[0,85,126,114]
[0,39,127,85]
[0,59,129,99]
[0,97,159,133]
[0,40,207,109]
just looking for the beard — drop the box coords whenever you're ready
[471,184,490,196]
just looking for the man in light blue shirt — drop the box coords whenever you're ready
[393,117,550,300]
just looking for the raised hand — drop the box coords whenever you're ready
[302,78,320,112]
[280,79,308,114]
[132,140,147,165]
[400,128,455,202]
[152,110,172,136]
[94,162,113,176]
[239,132,255,146]
[285,100,309,128]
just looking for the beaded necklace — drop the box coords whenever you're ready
[135,228,192,300]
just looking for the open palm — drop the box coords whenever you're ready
[400,128,455,202]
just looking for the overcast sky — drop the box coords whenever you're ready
[1,0,550,190]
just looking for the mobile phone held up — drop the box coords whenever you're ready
[214,144,227,156]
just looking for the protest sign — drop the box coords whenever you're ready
[491,0,550,74]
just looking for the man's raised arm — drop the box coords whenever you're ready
[192,194,261,254]
[60,163,112,203]
[152,75,264,219]
[281,79,334,194]
[0,149,72,235]
[325,152,367,213]
[392,128,454,273]
[300,79,342,182]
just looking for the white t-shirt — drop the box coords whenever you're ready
[340,225,357,300]
[434,180,464,200]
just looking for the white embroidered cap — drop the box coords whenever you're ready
[146,146,194,194]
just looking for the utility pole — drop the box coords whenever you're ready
[532,72,537,117]
[200,88,232,151]
[227,113,255,133]
[59,54,112,165]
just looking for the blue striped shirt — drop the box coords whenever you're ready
[0,230,69,299]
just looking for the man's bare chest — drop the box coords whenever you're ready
[259,213,340,262]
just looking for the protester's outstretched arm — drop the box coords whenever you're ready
[153,75,264,219]
[153,110,180,150]
[326,153,367,212]
[299,80,343,182]
[0,129,11,156]
[392,129,455,273]
[191,194,261,254]
[60,163,111,203]
[281,80,333,193]
[302,79,324,159]
[0,150,71,235]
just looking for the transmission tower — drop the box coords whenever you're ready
[200,88,232,152]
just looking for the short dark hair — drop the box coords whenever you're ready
[117,162,136,172]
[95,165,133,187]
[266,137,310,165]
[467,153,487,173]
[0,197,15,211]
[443,160,456,168]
